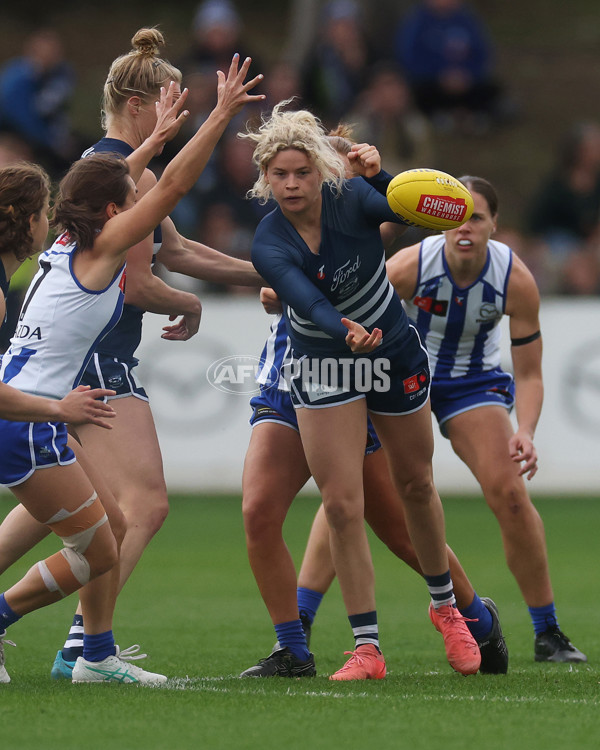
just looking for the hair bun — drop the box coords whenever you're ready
[131,27,165,57]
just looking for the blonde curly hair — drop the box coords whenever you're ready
[239,101,347,204]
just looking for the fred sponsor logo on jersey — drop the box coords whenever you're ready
[416,194,469,222]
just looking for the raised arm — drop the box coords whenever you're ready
[125,82,190,184]
[96,55,264,260]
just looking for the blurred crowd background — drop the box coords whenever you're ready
[0,0,599,327]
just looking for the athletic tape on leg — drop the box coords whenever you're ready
[38,491,108,596]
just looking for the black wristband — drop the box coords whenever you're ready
[511,330,541,347]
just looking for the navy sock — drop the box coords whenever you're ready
[0,594,21,631]
[348,610,380,650]
[459,593,493,641]
[82,630,116,662]
[297,587,324,625]
[424,570,456,608]
[274,620,311,661]
[528,603,558,636]
[61,614,84,662]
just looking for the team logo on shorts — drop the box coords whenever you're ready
[403,370,429,394]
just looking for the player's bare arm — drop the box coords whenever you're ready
[506,255,544,479]
[157,216,265,287]
[385,242,420,300]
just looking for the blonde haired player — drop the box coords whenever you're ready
[240,102,480,680]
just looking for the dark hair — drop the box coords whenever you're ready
[458,175,498,217]
[0,162,50,260]
[51,154,131,249]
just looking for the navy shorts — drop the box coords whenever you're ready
[0,418,76,487]
[249,386,381,456]
[81,352,148,401]
[287,324,430,416]
[431,367,515,437]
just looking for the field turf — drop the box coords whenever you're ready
[0,493,598,750]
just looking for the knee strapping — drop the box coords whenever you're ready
[38,491,108,597]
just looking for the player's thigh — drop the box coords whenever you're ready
[369,402,435,486]
[242,421,311,517]
[68,436,125,542]
[12,460,102,527]
[446,406,517,488]
[76,396,166,498]
[296,399,367,494]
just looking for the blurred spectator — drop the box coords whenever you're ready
[179,0,262,78]
[259,60,304,113]
[394,0,511,134]
[301,0,379,127]
[345,62,435,176]
[527,121,600,256]
[0,28,79,177]
[525,121,600,295]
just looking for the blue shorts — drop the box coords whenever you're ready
[249,386,381,456]
[287,325,430,416]
[431,367,515,437]
[0,419,76,487]
[81,352,148,401]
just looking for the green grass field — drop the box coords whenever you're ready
[0,493,598,750]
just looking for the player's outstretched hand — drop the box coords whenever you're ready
[152,81,190,153]
[341,318,382,353]
[58,386,116,429]
[509,428,538,480]
[161,310,202,341]
[215,54,265,118]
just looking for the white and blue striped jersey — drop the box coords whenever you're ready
[82,137,162,360]
[255,314,292,391]
[0,232,125,399]
[403,235,512,379]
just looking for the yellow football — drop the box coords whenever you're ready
[386,169,474,230]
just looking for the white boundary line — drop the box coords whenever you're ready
[162,676,600,705]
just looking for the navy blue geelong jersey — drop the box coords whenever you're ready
[251,171,410,358]
[81,137,163,360]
